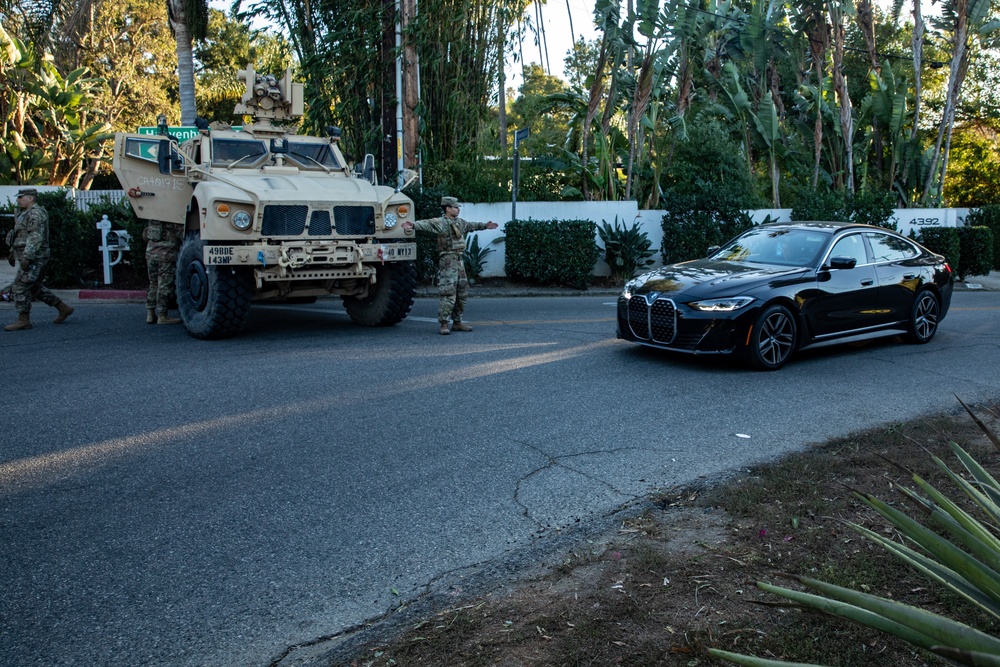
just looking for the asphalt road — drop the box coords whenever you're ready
[2,291,999,667]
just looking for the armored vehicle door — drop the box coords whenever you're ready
[113,133,194,225]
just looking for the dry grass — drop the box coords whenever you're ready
[336,401,1000,667]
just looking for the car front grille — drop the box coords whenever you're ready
[262,205,307,235]
[627,296,676,344]
[334,206,375,235]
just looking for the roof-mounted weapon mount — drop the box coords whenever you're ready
[235,66,304,124]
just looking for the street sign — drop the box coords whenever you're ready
[514,127,530,148]
[138,126,201,141]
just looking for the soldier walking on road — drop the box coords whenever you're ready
[145,220,183,325]
[3,188,74,332]
[403,197,498,335]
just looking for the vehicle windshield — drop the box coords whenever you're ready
[211,138,267,166]
[286,142,341,169]
[710,227,831,267]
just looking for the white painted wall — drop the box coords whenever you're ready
[3,189,970,278]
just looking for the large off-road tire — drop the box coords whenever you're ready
[905,289,940,344]
[175,232,253,339]
[342,261,417,327]
[747,304,797,371]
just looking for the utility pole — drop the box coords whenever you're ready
[401,0,420,180]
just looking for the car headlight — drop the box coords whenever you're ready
[232,211,252,231]
[384,213,398,229]
[688,296,755,312]
[622,279,638,299]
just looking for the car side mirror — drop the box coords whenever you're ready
[157,139,183,174]
[706,245,720,257]
[827,256,857,270]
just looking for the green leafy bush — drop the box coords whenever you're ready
[504,219,598,289]
[956,225,994,281]
[790,188,896,229]
[966,205,1000,270]
[660,195,755,265]
[597,217,656,283]
[413,231,440,284]
[915,227,960,272]
[36,191,93,288]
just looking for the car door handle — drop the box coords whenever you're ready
[861,279,874,286]
[903,273,915,280]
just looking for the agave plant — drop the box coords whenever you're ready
[597,216,656,283]
[711,396,1000,667]
[463,233,497,283]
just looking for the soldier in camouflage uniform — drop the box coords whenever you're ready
[3,188,74,331]
[403,196,498,335]
[145,220,184,324]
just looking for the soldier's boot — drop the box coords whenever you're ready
[157,311,182,325]
[439,321,451,335]
[53,301,74,324]
[146,309,156,324]
[4,313,32,331]
[451,320,473,332]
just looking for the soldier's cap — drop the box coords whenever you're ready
[16,187,38,197]
[441,196,459,207]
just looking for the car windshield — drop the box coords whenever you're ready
[286,142,341,169]
[710,227,831,267]
[211,138,268,166]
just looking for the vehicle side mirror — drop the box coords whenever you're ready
[706,245,720,257]
[157,139,183,174]
[827,256,857,270]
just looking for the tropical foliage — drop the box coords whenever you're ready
[710,397,1000,667]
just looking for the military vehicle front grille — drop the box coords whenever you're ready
[627,296,676,344]
[262,205,308,236]
[334,206,375,235]
[309,210,332,236]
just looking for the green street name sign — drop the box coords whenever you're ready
[137,126,202,141]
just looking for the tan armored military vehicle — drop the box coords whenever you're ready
[113,67,418,339]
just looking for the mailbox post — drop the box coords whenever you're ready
[96,215,132,285]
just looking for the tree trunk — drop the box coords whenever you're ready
[167,0,197,125]
[829,3,854,192]
[401,0,420,170]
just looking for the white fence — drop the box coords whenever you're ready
[0,188,971,278]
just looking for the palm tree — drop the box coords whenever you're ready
[166,0,208,124]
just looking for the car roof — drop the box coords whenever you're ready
[757,221,891,233]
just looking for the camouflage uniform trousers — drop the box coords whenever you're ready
[436,251,470,323]
[10,256,61,315]
[146,242,180,313]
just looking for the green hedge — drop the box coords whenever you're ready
[504,219,598,289]
[965,205,1000,270]
[914,227,960,273]
[660,197,755,265]
[790,188,896,229]
[956,225,994,281]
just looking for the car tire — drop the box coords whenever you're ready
[176,232,253,339]
[906,289,940,344]
[342,261,417,327]
[748,304,797,371]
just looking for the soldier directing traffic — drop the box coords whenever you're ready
[403,197,498,335]
[3,188,74,332]
[145,220,184,325]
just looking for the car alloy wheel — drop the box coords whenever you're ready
[750,304,796,370]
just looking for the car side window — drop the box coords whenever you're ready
[829,234,867,265]
[867,232,917,263]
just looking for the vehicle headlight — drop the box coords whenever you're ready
[232,211,252,231]
[384,213,398,229]
[688,296,755,312]
[622,279,638,299]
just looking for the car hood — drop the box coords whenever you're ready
[628,260,809,299]
[204,171,380,206]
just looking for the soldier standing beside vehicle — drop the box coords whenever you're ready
[402,196,498,335]
[145,220,183,325]
[3,188,74,332]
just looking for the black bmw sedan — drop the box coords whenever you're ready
[617,221,954,370]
